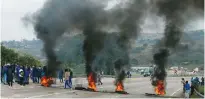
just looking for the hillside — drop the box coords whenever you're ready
[1,30,204,68]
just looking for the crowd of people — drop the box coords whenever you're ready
[1,63,76,89]
[181,77,204,98]
[1,64,47,88]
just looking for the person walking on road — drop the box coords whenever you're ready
[64,69,71,89]
[184,81,191,98]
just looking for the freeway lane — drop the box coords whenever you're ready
[1,77,189,98]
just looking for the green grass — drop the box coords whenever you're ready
[190,86,204,98]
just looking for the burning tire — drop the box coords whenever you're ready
[41,76,54,87]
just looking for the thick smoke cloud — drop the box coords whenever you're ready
[151,0,204,86]
[26,0,148,81]
[29,0,107,77]
[91,0,148,84]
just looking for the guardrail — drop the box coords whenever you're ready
[194,88,204,98]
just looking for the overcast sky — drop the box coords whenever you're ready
[1,0,204,41]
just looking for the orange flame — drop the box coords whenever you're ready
[154,80,166,95]
[41,76,53,87]
[87,73,97,91]
[115,81,124,92]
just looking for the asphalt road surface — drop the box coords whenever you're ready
[1,77,190,98]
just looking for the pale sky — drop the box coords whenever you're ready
[1,0,204,41]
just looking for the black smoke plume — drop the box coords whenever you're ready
[26,0,107,77]
[151,0,204,86]
[91,0,148,85]
[25,0,148,83]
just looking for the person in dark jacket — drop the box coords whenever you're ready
[1,66,4,83]
[68,69,73,87]
[24,66,30,84]
[42,66,47,77]
[59,69,64,83]
[201,77,204,86]
[6,65,14,87]
[37,67,42,83]
[11,64,16,83]
[15,65,20,83]
[32,66,37,83]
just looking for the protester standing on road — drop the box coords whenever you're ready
[59,69,64,83]
[37,67,42,83]
[174,69,178,75]
[15,65,20,83]
[195,77,200,84]
[25,66,30,84]
[7,65,14,88]
[64,69,71,89]
[19,66,25,86]
[22,66,27,85]
[32,66,37,83]
[127,71,130,78]
[1,66,3,83]
[181,78,186,93]
[97,72,103,85]
[69,69,73,87]
[42,66,47,77]
[3,65,8,84]
[184,81,191,98]
[201,77,204,85]
[11,64,15,83]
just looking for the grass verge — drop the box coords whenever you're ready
[190,85,204,98]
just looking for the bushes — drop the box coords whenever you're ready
[1,45,42,66]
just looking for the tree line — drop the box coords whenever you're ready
[1,45,42,66]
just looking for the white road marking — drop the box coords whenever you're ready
[170,88,182,96]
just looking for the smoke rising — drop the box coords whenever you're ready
[91,0,148,84]
[151,0,204,87]
[25,0,148,83]
[25,0,203,88]
[27,0,107,77]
